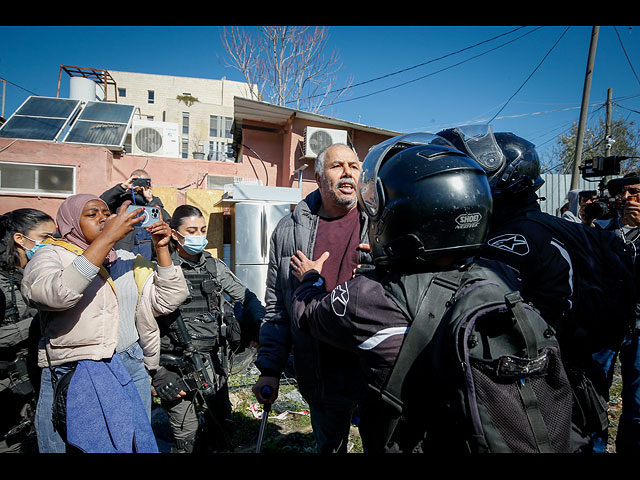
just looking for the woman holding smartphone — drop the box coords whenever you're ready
[22,194,188,453]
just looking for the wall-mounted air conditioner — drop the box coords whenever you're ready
[130,120,179,158]
[302,126,348,158]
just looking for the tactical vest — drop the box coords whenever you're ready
[163,260,241,354]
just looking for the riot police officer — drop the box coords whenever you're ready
[435,125,636,452]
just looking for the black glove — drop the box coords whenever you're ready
[151,367,187,401]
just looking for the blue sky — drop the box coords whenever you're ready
[1,26,639,164]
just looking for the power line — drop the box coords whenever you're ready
[613,26,640,88]
[325,26,544,108]
[291,26,530,105]
[488,27,571,123]
[0,76,40,96]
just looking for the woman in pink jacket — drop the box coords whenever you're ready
[21,194,188,453]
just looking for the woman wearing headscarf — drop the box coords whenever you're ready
[21,194,189,453]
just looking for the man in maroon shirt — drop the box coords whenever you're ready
[253,143,371,453]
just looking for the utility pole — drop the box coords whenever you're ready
[571,26,600,190]
[605,88,613,157]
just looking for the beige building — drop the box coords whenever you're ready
[108,70,256,161]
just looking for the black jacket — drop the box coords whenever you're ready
[481,195,573,340]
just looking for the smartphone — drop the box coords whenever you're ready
[132,177,151,188]
[126,205,161,228]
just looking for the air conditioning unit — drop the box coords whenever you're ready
[302,127,348,158]
[130,120,179,158]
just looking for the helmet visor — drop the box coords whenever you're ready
[446,124,505,173]
[359,133,455,218]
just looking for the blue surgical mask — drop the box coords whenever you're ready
[178,234,208,255]
[22,235,49,260]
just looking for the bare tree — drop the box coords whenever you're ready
[219,26,352,114]
[542,116,640,174]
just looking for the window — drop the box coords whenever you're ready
[0,162,75,195]
[118,88,126,98]
[209,115,218,137]
[224,117,232,138]
[181,138,189,159]
[148,90,155,104]
[208,141,233,162]
[209,115,233,139]
[182,112,189,135]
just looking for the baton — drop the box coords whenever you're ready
[255,385,273,453]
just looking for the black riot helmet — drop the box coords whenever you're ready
[436,125,544,199]
[358,133,493,270]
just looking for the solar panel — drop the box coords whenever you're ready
[0,96,81,141]
[63,101,135,150]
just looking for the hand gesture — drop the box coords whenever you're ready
[290,250,329,282]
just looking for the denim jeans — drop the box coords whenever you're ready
[118,342,152,420]
[35,342,151,453]
[591,330,640,453]
[35,366,68,453]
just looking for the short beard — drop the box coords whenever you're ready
[319,176,357,211]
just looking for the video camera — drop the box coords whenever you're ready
[579,155,629,221]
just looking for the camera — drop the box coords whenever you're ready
[579,155,631,221]
[125,205,161,228]
[132,177,151,188]
[582,196,621,221]
[579,156,623,179]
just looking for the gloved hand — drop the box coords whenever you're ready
[151,367,187,401]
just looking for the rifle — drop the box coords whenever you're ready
[162,311,233,450]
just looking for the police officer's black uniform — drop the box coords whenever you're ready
[156,249,264,452]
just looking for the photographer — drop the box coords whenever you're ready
[100,169,171,260]
[562,189,597,227]
[592,171,640,453]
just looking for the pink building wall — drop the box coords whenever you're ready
[0,117,395,219]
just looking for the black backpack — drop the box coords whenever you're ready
[380,259,573,453]
[524,211,637,355]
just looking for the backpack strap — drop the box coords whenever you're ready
[380,270,462,414]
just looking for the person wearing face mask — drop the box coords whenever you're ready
[0,208,56,452]
[155,204,265,452]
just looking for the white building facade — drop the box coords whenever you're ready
[108,70,256,161]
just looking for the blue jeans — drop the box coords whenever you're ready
[118,342,152,420]
[591,330,640,453]
[35,366,68,453]
[35,342,151,453]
